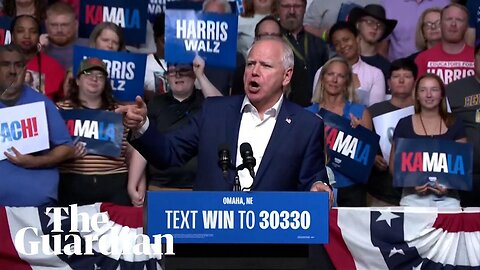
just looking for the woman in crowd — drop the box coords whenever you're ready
[63,22,126,96]
[313,21,385,106]
[237,0,276,59]
[57,58,145,206]
[10,14,65,101]
[88,22,126,52]
[390,74,466,207]
[307,57,372,207]
[408,8,442,61]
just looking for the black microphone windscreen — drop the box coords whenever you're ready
[240,142,252,157]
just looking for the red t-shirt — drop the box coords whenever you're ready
[415,43,475,85]
[26,52,66,102]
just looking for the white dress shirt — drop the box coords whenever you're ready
[236,95,283,190]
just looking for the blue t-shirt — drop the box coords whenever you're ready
[306,101,365,187]
[0,86,72,207]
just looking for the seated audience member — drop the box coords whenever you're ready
[11,14,66,102]
[446,44,480,207]
[390,74,467,208]
[57,58,145,206]
[144,13,167,102]
[367,58,418,206]
[307,57,372,207]
[349,4,397,90]
[237,0,276,59]
[0,44,74,207]
[313,21,385,106]
[408,8,442,61]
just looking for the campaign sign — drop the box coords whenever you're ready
[393,138,473,191]
[148,0,165,23]
[73,46,146,102]
[319,108,379,186]
[60,109,124,158]
[372,106,414,165]
[165,9,238,69]
[147,191,329,244]
[79,0,147,45]
[0,102,49,160]
[0,16,11,45]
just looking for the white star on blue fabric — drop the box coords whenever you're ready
[389,247,405,257]
[376,211,400,227]
[45,209,68,228]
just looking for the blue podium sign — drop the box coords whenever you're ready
[147,191,329,244]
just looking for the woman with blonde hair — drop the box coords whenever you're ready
[307,56,373,207]
[408,8,442,61]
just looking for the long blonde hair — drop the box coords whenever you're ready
[311,57,357,104]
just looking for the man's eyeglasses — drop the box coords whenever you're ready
[423,20,440,30]
[82,70,106,80]
[166,68,193,77]
[360,19,385,30]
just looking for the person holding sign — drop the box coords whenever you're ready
[0,44,74,207]
[367,58,417,206]
[307,57,373,207]
[390,74,467,207]
[57,57,145,206]
[119,37,333,197]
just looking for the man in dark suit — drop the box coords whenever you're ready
[119,37,332,197]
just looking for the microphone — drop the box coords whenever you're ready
[218,144,231,179]
[240,142,256,179]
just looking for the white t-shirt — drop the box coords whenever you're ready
[144,53,167,94]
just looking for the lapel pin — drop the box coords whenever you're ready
[286,118,291,124]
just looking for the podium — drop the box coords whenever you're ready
[146,191,331,270]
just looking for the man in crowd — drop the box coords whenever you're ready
[350,4,397,89]
[43,2,83,70]
[446,44,480,207]
[278,0,328,107]
[0,44,73,207]
[415,3,474,85]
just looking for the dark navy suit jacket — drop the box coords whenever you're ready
[130,95,326,191]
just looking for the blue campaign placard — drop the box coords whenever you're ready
[73,46,146,102]
[79,0,147,45]
[0,16,11,45]
[147,0,165,23]
[147,191,329,244]
[319,109,379,187]
[165,9,238,69]
[60,109,124,158]
[393,138,473,191]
